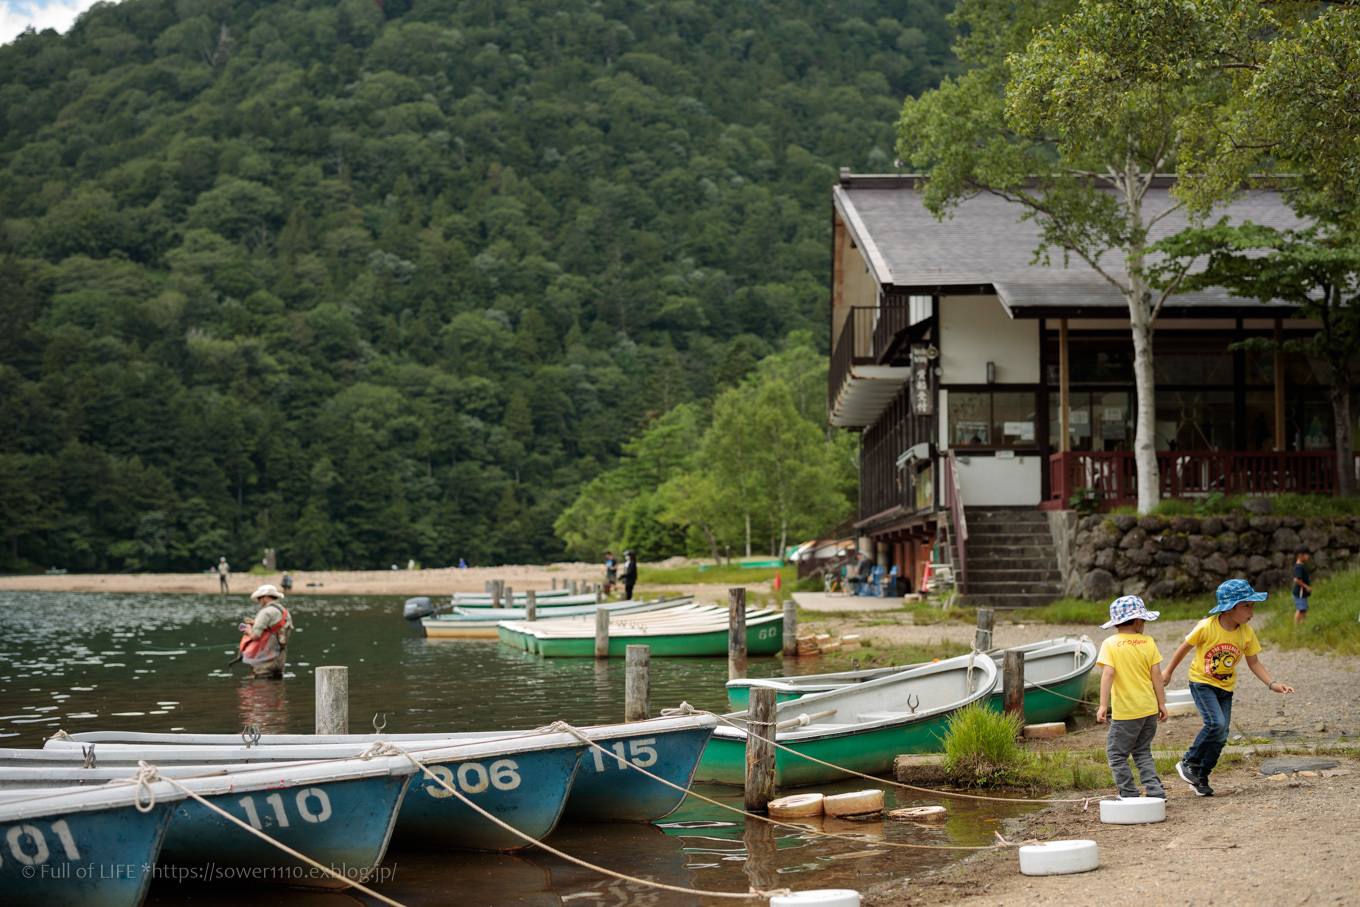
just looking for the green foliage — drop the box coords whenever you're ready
[941,702,1028,787]
[1018,594,1215,623]
[0,0,963,571]
[1267,570,1360,656]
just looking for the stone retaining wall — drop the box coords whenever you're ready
[1062,499,1358,601]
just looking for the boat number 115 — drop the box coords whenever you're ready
[590,738,657,772]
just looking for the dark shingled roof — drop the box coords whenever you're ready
[833,175,1306,317]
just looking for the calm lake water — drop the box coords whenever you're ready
[0,590,1042,905]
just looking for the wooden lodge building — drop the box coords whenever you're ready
[829,171,1341,606]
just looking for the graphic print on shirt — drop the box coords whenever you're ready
[1204,642,1241,682]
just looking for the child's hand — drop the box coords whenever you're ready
[1275,682,1295,694]
[1096,705,1108,724]
[1160,668,1171,686]
[1157,703,1168,721]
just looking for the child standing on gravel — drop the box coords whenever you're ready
[1096,595,1168,800]
[1161,578,1295,797]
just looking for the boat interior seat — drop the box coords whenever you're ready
[856,711,909,721]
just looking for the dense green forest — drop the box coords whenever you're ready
[0,0,961,571]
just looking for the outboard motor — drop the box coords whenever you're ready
[403,596,434,637]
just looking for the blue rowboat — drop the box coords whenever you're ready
[0,758,412,889]
[0,783,179,907]
[20,732,586,852]
[49,714,718,823]
[421,597,692,639]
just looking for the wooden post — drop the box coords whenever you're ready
[624,645,650,721]
[570,580,578,595]
[594,609,610,658]
[551,577,557,590]
[525,589,536,622]
[484,580,491,594]
[1274,318,1285,450]
[1059,318,1071,453]
[491,582,500,609]
[315,666,349,735]
[1003,651,1026,717]
[595,587,604,605]
[504,585,512,604]
[974,609,995,651]
[781,600,798,656]
[729,587,747,681]
[745,687,777,811]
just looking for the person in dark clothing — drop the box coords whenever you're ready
[621,549,638,601]
[852,550,874,593]
[1292,545,1312,627]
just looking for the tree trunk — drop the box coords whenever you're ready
[744,512,751,557]
[1129,311,1160,514]
[701,523,720,563]
[1329,376,1355,497]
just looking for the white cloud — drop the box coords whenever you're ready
[1,0,106,46]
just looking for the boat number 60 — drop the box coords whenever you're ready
[424,759,521,797]
[1,820,82,866]
[589,738,658,772]
[756,627,777,640]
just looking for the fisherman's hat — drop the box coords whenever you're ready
[1100,594,1160,629]
[251,583,285,601]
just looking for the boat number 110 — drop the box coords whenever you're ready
[590,738,657,772]
[239,788,333,828]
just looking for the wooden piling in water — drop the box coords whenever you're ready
[974,608,995,651]
[745,687,777,811]
[781,600,797,656]
[625,645,650,721]
[595,587,604,605]
[570,580,579,595]
[504,585,513,604]
[315,666,349,735]
[729,587,747,681]
[594,609,610,658]
[526,589,536,622]
[1003,651,1025,717]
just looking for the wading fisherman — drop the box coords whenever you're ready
[238,584,293,679]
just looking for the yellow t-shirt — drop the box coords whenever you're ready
[1185,616,1261,691]
[1096,632,1163,720]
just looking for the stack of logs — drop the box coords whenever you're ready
[795,633,860,656]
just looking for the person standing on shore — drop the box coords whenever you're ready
[621,549,638,601]
[603,551,617,595]
[1095,595,1167,801]
[217,556,230,594]
[1292,545,1312,627]
[238,584,293,679]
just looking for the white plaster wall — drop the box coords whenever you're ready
[952,455,1043,507]
[939,295,1039,384]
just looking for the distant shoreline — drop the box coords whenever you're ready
[0,564,613,597]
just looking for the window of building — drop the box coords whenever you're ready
[950,391,1037,449]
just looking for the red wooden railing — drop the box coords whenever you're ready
[828,304,913,410]
[945,450,968,594]
[1049,451,1347,509]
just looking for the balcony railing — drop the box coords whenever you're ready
[1049,451,1345,509]
[828,304,914,409]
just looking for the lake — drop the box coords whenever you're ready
[0,590,1041,904]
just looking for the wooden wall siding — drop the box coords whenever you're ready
[859,381,935,521]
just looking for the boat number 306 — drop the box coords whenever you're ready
[424,759,522,797]
[589,738,657,772]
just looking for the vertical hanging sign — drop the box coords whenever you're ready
[911,345,933,415]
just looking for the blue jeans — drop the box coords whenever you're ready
[1184,682,1234,774]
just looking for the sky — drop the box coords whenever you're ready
[1,0,104,46]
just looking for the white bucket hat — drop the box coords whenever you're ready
[251,584,284,601]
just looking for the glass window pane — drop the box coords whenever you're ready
[950,392,990,447]
[992,393,1036,448]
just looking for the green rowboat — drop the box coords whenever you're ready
[694,652,1000,787]
[497,604,785,658]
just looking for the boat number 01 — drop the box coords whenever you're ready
[2,820,82,865]
[424,759,522,797]
[590,738,657,772]
[238,788,333,829]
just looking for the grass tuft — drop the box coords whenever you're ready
[1265,568,1360,656]
[942,703,1029,787]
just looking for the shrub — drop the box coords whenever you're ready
[941,702,1029,787]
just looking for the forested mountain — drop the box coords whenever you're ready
[0,0,960,572]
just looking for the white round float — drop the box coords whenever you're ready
[769,793,825,818]
[823,789,884,817]
[1018,839,1099,876]
[1099,796,1165,824]
[886,805,947,822]
[769,890,861,907]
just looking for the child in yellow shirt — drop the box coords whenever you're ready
[1161,579,1295,797]
[1096,595,1167,799]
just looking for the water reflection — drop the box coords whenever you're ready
[237,676,290,733]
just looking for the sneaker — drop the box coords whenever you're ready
[1200,772,1214,796]
[1176,760,1212,796]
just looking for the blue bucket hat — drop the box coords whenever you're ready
[1100,595,1161,629]
[1210,578,1269,614]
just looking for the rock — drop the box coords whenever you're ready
[1260,757,1340,775]
[1300,526,1330,550]
[1157,533,1189,552]
[1154,550,1183,566]
[1181,553,1202,576]
[1268,716,1288,727]
[1298,771,1319,778]
[1227,554,1248,569]
[1187,535,1218,558]
[1203,553,1229,575]
[1115,555,1143,578]
[1322,769,1353,778]
[1270,527,1302,553]
[1249,515,1281,534]
[1125,548,1153,566]
[1145,580,1175,600]
[1200,517,1223,536]
[1171,516,1201,534]
[1331,525,1360,548]
[1239,530,1266,555]
[1095,547,1117,570]
[1317,723,1328,733]
[1119,527,1149,550]
[1223,514,1251,533]
[1075,529,1093,548]
[1269,551,1287,569]
[1268,772,1290,781]
[1247,554,1271,575]
[1243,497,1274,515]
[894,754,947,785]
[1138,515,1170,533]
[1256,569,1283,591]
[1121,577,1148,597]
[1080,515,1104,532]
[1074,547,1096,571]
[1218,532,1239,556]
[1081,568,1118,600]
[1112,514,1138,532]
[1091,522,1123,550]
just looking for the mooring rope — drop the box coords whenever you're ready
[144,762,410,907]
[372,742,790,900]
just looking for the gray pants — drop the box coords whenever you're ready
[1106,714,1165,798]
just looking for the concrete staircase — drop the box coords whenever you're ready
[958,509,1065,609]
